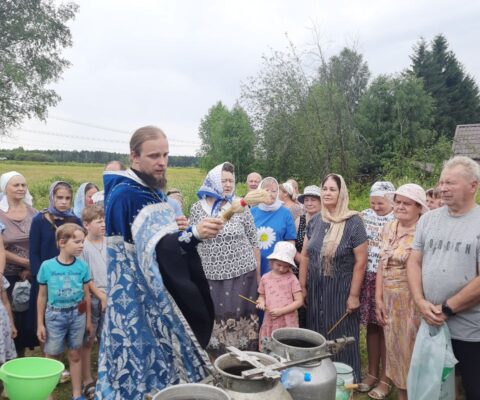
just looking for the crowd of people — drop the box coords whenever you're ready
[0,125,478,400]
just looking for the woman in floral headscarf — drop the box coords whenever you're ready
[190,162,260,358]
[299,173,368,381]
[357,181,395,395]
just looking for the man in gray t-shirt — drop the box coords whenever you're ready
[408,156,480,400]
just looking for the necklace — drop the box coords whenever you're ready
[88,238,104,254]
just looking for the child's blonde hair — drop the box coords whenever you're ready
[81,204,105,223]
[55,223,86,248]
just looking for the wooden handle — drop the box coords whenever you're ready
[239,294,257,305]
[327,311,349,335]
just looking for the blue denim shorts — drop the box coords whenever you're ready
[44,305,86,355]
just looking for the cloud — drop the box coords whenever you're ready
[6,0,479,155]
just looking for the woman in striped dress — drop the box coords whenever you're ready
[299,174,368,381]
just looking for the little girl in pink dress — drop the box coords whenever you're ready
[256,241,303,349]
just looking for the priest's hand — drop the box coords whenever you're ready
[195,217,224,240]
[175,215,189,231]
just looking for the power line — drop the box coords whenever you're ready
[0,138,126,153]
[21,128,128,144]
[49,116,131,134]
[18,128,199,147]
[49,115,201,145]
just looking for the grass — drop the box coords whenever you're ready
[0,160,206,212]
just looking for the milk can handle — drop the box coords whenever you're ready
[260,337,272,353]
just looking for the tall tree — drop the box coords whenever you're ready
[356,74,436,177]
[241,49,309,180]
[317,47,370,178]
[241,42,370,183]
[0,0,78,134]
[409,34,480,138]
[197,102,255,180]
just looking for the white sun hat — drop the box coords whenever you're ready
[297,185,321,204]
[267,241,296,268]
[386,183,429,214]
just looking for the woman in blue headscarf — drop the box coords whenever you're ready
[28,181,82,378]
[190,162,260,359]
[73,182,99,219]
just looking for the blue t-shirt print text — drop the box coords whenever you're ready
[37,257,91,308]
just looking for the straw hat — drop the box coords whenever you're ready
[387,183,429,214]
[297,185,321,204]
[267,241,296,268]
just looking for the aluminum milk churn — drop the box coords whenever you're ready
[266,328,338,400]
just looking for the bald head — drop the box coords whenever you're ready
[105,160,126,171]
[246,172,262,192]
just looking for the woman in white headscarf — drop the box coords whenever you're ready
[0,171,37,355]
[251,177,297,277]
[299,173,368,381]
[190,162,260,359]
[73,182,99,218]
[279,181,304,221]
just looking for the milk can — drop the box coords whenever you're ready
[265,328,340,400]
[214,350,293,400]
[152,383,231,399]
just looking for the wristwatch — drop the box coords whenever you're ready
[442,301,456,317]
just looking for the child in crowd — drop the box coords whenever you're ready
[426,187,442,210]
[37,223,92,400]
[256,241,303,349]
[30,181,82,383]
[80,205,107,400]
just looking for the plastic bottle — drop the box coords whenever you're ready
[280,368,311,389]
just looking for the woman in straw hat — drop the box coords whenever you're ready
[373,184,428,400]
[294,185,321,327]
[299,173,368,381]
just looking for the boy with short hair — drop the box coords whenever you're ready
[80,205,107,399]
[37,223,92,400]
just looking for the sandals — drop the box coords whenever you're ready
[60,370,71,383]
[83,381,96,400]
[368,380,392,400]
[357,373,378,393]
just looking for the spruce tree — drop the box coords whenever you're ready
[409,34,480,139]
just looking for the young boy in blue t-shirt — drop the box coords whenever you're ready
[37,223,92,400]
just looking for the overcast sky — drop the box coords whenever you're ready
[3,0,480,156]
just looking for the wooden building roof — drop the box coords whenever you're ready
[452,124,480,161]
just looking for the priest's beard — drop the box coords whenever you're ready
[144,174,167,190]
